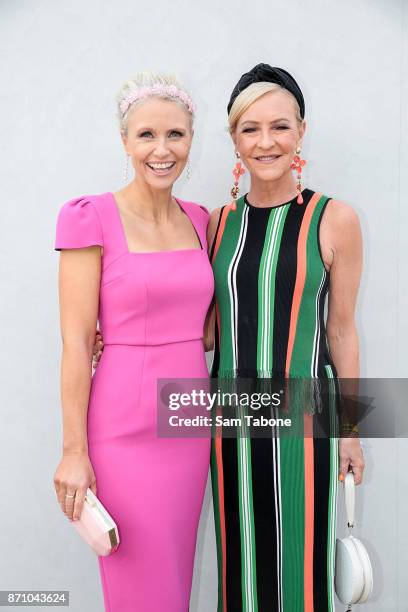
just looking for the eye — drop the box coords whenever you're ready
[242,127,257,133]
[169,130,184,137]
[139,131,154,138]
[274,125,290,130]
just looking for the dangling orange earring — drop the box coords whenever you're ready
[291,146,306,204]
[231,152,245,210]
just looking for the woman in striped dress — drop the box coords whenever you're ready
[207,64,365,611]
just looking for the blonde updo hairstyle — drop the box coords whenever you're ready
[228,82,303,134]
[116,72,195,136]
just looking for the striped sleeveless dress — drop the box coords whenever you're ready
[210,188,340,612]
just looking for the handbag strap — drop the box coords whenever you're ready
[344,471,355,528]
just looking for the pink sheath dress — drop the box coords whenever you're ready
[54,192,214,611]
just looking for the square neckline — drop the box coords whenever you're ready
[107,191,204,255]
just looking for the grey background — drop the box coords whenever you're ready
[0,0,407,610]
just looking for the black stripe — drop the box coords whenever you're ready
[250,416,281,610]
[210,205,226,262]
[272,189,313,373]
[235,205,271,376]
[312,429,330,610]
[211,310,220,377]
[316,198,331,269]
[317,273,331,377]
[222,437,243,611]
[230,206,248,369]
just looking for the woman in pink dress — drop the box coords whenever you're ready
[53,73,214,611]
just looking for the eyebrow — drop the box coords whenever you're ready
[135,126,188,133]
[240,118,290,126]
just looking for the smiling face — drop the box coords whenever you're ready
[121,97,193,190]
[232,89,305,185]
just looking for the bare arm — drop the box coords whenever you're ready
[59,247,101,452]
[325,201,362,377]
[54,246,101,519]
[321,200,365,483]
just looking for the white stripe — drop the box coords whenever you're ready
[262,207,285,369]
[238,407,255,610]
[325,364,338,612]
[311,269,327,377]
[259,206,285,609]
[227,206,254,609]
[227,206,249,370]
[272,403,283,611]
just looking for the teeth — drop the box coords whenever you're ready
[148,162,175,169]
[257,155,279,160]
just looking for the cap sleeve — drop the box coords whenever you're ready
[54,196,103,250]
[197,203,210,229]
[198,203,210,216]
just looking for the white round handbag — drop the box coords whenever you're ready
[335,471,373,609]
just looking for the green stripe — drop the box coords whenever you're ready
[257,205,289,373]
[212,198,245,375]
[289,196,330,376]
[237,405,258,611]
[280,434,305,611]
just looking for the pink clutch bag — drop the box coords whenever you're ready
[72,488,120,556]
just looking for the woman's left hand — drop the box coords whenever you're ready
[338,437,365,484]
[92,329,104,369]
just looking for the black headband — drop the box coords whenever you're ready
[227,63,305,118]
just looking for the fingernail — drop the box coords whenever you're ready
[338,473,344,481]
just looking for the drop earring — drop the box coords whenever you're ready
[123,154,129,184]
[186,159,191,180]
[231,151,245,206]
[291,146,306,204]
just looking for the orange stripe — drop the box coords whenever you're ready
[211,203,234,263]
[303,414,314,611]
[212,203,233,610]
[285,193,322,375]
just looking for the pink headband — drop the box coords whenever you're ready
[120,84,196,116]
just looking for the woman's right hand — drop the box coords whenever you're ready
[53,451,97,521]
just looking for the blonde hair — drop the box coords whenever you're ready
[116,72,195,135]
[228,82,303,132]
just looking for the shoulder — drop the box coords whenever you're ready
[56,193,106,219]
[177,198,211,229]
[207,204,230,253]
[208,206,223,234]
[179,198,210,216]
[208,200,237,231]
[55,194,105,250]
[320,198,362,257]
[322,198,361,232]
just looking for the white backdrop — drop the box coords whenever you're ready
[0,1,407,610]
